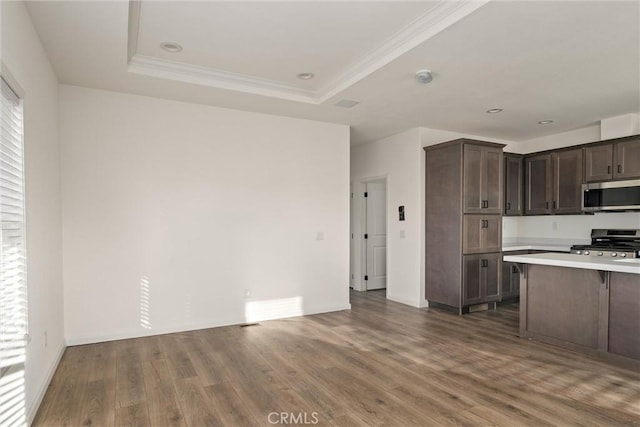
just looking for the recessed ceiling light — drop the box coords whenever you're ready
[538,120,554,125]
[415,69,433,84]
[297,73,315,80]
[486,108,503,114]
[160,42,183,53]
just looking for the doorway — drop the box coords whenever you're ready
[362,179,387,290]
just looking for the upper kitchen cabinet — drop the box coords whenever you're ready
[525,154,552,215]
[584,135,640,182]
[504,154,523,216]
[525,148,583,215]
[584,143,613,182]
[552,149,583,214]
[463,144,503,214]
[614,138,640,179]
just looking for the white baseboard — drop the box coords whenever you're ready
[66,303,352,346]
[28,341,66,425]
[386,294,421,308]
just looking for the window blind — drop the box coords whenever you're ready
[0,77,27,372]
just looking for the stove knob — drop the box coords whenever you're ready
[576,250,582,255]
[584,251,590,255]
[611,252,617,257]
[621,253,627,258]
[597,252,603,256]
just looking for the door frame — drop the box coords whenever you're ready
[350,175,388,292]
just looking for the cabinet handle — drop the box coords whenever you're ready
[607,165,611,174]
[553,201,556,209]
[618,164,622,174]
[545,201,549,209]
[481,259,488,268]
[506,202,511,211]
[512,265,518,273]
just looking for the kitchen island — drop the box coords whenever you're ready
[503,253,640,366]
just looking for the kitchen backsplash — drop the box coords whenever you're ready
[503,212,640,240]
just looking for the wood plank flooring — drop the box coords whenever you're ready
[33,290,640,426]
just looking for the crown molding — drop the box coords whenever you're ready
[127,0,490,104]
[128,55,320,103]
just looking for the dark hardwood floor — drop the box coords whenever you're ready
[34,290,640,426]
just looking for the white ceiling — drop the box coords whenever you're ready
[24,1,640,146]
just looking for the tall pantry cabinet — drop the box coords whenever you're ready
[425,139,505,313]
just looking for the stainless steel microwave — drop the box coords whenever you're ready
[582,179,640,212]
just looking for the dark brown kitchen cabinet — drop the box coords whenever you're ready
[552,149,583,214]
[525,149,583,215]
[584,136,640,182]
[463,253,501,306]
[525,154,552,214]
[501,262,520,299]
[614,138,640,179]
[504,154,523,216]
[501,250,527,300]
[463,215,501,254]
[584,143,613,182]
[463,144,503,214]
[425,139,504,313]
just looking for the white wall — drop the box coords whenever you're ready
[60,85,350,345]
[504,213,640,240]
[1,1,65,423]
[505,124,601,154]
[351,129,421,306]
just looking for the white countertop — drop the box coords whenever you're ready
[502,244,573,252]
[503,252,640,275]
[502,238,587,253]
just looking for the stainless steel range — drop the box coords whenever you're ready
[570,229,640,258]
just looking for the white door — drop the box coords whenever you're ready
[365,182,387,290]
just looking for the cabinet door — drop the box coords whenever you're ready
[463,215,501,254]
[553,149,583,214]
[504,155,523,216]
[462,255,483,305]
[462,216,483,254]
[463,145,484,213]
[584,144,613,182]
[484,148,503,214]
[485,253,500,302]
[510,264,520,296]
[525,154,552,215]
[613,139,640,179]
[483,216,501,253]
[502,251,526,300]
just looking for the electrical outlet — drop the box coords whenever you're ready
[44,331,48,348]
[316,231,325,241]
[244,289,251,299]
[552,221,558,230]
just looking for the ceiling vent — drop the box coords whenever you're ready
[333,99,360,109]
